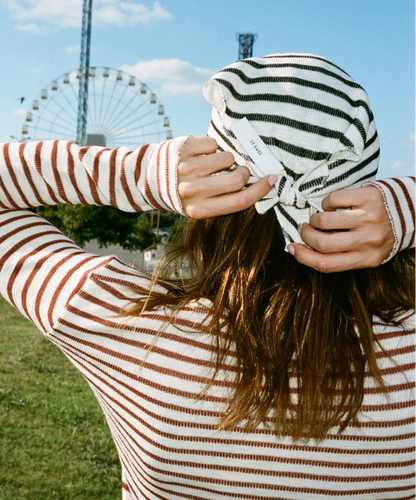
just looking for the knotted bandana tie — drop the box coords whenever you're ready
[204,53,380,247]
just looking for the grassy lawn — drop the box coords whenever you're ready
[0,297,121,499]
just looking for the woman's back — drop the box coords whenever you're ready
[0,52,414,499]
[45,256,415,499]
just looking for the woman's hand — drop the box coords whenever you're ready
[177,136,276,218]
[288,186,394,273]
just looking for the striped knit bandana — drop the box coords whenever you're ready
[203,53,380,247]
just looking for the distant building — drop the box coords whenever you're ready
[144,244,166,271]
[83,237,189,277]
[82,239,145,269]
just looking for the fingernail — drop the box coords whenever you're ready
[268,174,278,186]
[297,223,304,233]
[287,244,295,255]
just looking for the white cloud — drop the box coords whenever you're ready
[94,0,171,25]
[66,44,80,54]
[15,21,43,33]
[1,0,171,31]
[13,108,27,115]
[390,161,404,172]
[119,59,215,96]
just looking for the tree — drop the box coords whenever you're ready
[37,204,162,250]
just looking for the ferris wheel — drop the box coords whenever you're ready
[22,66,172,149]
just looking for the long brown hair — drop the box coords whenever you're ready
[125,208,415,441]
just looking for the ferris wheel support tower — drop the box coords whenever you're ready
[76,0,93,145]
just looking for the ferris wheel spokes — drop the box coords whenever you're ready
[103,92,157,138]
[23,67,171,148]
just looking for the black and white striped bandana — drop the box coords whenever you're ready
[203,53,380,247]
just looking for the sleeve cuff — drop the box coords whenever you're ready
[141,136,191,215]
[364,177,415,263]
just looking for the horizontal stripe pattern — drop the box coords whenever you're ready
[49,261,416,499]
[0,139,414,499]
[204,53,380,246]
[365,177,416,262]
[0,138,188,214]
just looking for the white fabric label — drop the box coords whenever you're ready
[231,118,284,176]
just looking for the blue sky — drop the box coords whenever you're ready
[0,0,414,178]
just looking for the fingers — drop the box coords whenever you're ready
[182,136,218,157]
[321,186,382,211]
[198,151,236,176]
[184,175,275,219]
[321,190,356,211]
[179,165,250,202]
[290,189,394,272]
[178,136,276,218]
[288,243,364,273]
[309,205,388,233]
[183,149,236,176]
[309,210,357,231]
[298,223,362,254]
[288,185,395,273]
[179,138,236,176]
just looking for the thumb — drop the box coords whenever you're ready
[248,174,277,203]
[229,174,277,211]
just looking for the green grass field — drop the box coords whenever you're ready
[0,297,121,499]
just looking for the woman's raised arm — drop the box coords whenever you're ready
[0,137,275,333]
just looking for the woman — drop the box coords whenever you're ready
[0,54,414,499]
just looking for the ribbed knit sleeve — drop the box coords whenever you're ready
[365,177,415,262]
[0,138,189,332]
[0,139,189,214]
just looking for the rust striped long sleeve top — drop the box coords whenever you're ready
[0,139,414,500]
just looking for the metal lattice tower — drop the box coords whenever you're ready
[237,33,257,60]
[76,0,93,145]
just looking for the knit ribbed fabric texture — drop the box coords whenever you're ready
[204,53,380,246]
[365,177,416,262]
[0,141,414,499]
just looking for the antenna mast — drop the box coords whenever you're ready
[76,0,93,145]
[237,33,257,60]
